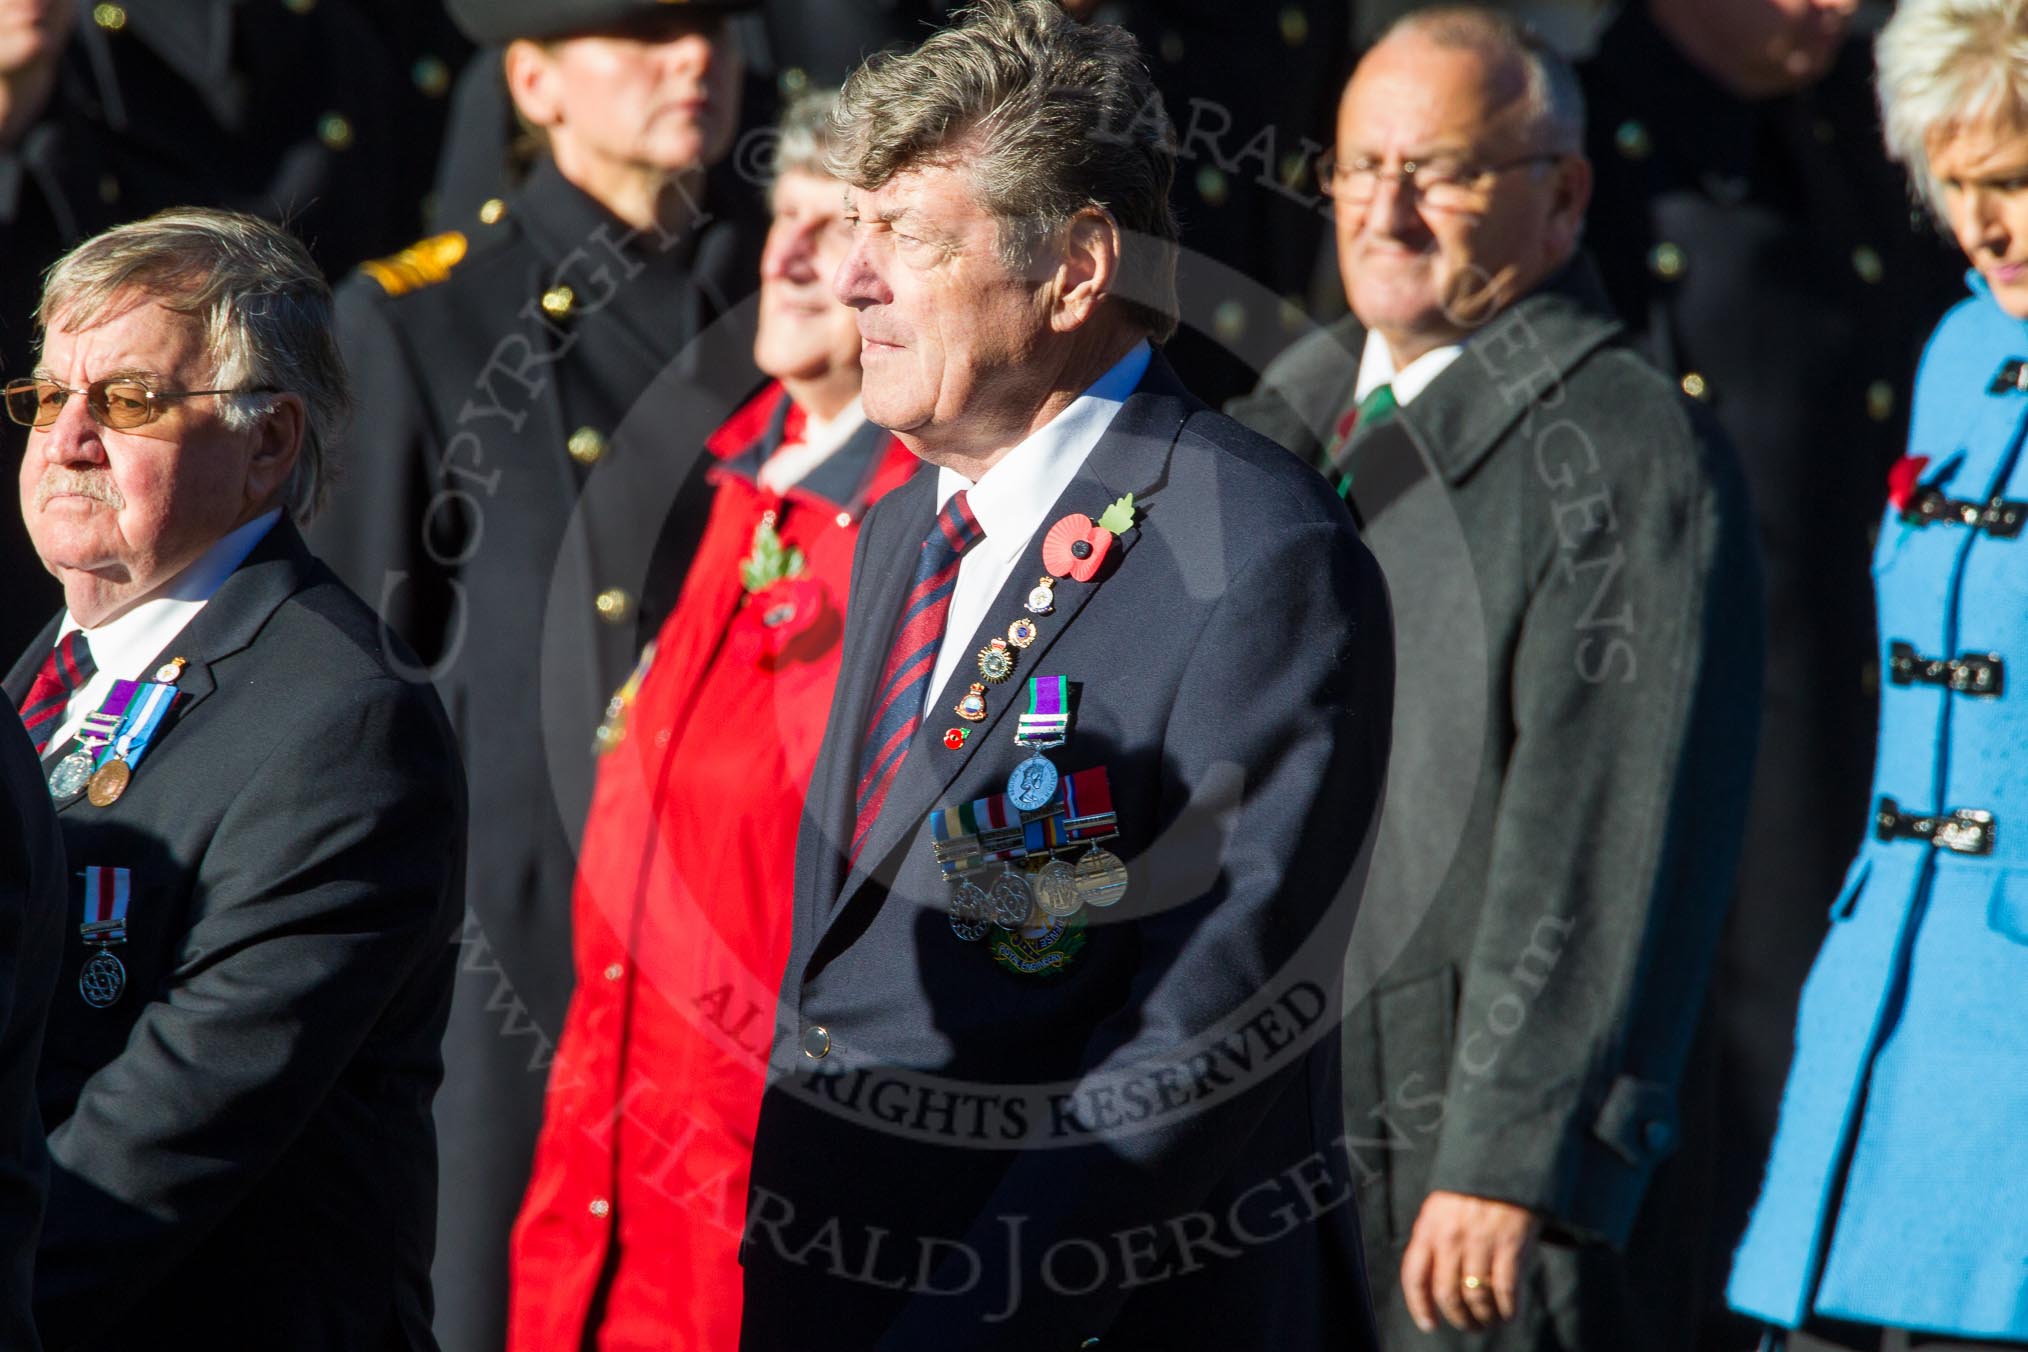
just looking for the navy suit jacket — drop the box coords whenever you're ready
[741,354,1392,1351]
[4,522,465,1351]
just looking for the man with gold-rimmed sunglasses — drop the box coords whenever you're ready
[3,376,283,432]
[1232,6,1764,1349]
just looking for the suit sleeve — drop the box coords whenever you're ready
[1422,417,1759,1242]
[310,279,463,680]
[32,677,464,1344]
[876,517,1393,1349]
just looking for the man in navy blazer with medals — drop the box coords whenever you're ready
[739,4,1392,1348]
[3,208,464,1349]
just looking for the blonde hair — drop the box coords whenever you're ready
[1878,0,2028,214]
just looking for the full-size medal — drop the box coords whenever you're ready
[1033,857,1081,917]
[956,683,988,722]
[79,949,126,1008]
[48,750,94,799]
[1006,755,1059,813]
[988,867,1034,929]
[1075,846,1129,908]
[948,876,992,942]
[86,759,131,808]
[1008,675,1070,810]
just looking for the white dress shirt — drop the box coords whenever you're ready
[1356,331,1465,407]
[756,395,868,495]
[924,341,1152,716]
[43,510,281,752]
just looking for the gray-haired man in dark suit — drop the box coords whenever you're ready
[1231,8,1764,1349]
[5,207,464,1350]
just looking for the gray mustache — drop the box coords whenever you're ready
[33,471,125,511]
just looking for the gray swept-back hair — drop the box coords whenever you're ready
[37,207,350,525]
[826,0,1180,341]
[1878,0,2028,215]
[770,87,842,185]
[1380,5,1586,155]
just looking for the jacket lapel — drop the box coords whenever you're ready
[816,358,1198,932]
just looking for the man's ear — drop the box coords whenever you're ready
[1546,153,1593,257]
[503,39,562,128]
[1047,206,1122,334]
[245,394,305,510]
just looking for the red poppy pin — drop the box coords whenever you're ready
[1887,455,1930,515]
[1041,493,1136,583]
[727,576,832,667]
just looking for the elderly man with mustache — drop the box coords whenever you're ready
[4,206,465,1349]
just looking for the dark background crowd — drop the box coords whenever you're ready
[0,1,1972,1349]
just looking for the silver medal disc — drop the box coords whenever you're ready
[79,949,126,1008]
[1074,846,1130,908]
[1033,857,1082,918]
[948,877,992,942]
[48,750,94,799]
[1006,753,1060,813]
[988,867,1034,929]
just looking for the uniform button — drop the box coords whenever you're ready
[603,962,624,982]
[802,1024,831,1059]
[1278,151,1308,191]
[412,55,452,98]
[1680,371,1712,402]
[595,588,633,624]
[1647,242,1687,281]
[1862,658,1880,697]
[1814,117,1836,144]
[541,285,576,319]
[479,197,508,226]
[1852,245,1885,285]
[567,426,608,466]
[1866,379,1896,422]
[317,113,354,151]
[1643,1120,1675,1153]
[1195,165,1228,207]
[92,3,126,30]
[589,1197,611,1219]
[282,0,315,12]
[1212,298,1247,342]
[1279,7,1308,45]
[1158,30,1184,63]
[1614,119,1651,160]
[97,174,120,205]
[834,510,852,529]
[779,65,809,97]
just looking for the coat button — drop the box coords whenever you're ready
[1647,242,1687,281]
[1279,7,1308,45]
[834,511,852,528]
[1614,120,1651,160]
[1680,371,1711,402]
[92,3,126,30]
[1852,245,1885,285]
[541,285,576,319]
[1158,30,1183,62]
[589,1197,611,1218]
[595,588,633,625]
[479,197,507,225]
[568,426,608,466]
[1643,1120,1675,1153]
[603,962,624,982]
[1866,380,1895,422]
[802,1025,831,1059]
[283,0,315,11]
[412,56,452,98]
[1195,165,1228,207]
[317,113,354,152]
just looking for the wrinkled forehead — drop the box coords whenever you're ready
[1338,35,1535,155]
[38,291,211,380]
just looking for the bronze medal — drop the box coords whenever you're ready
[86,758,131,808]
[1074,846,1129,908]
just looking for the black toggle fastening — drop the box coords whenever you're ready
[1874,795,1997,855]
[1888,641,2006,696]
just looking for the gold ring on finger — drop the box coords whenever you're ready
[1461,1274,1487,1291]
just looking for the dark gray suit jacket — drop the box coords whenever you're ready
[4,522,466,1351]
[0,704,67,1352]
[1230,259,1764,1348]
[742,354,1393,1351]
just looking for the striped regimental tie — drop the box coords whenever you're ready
[16,630,96,756]
[851,490,985,862]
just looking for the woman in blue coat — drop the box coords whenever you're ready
[1729,1,2028,1347]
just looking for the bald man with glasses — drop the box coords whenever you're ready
[1233,7,1764,1348]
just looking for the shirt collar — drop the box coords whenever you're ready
[59,509,280,676]
[934,340,1153,545]
[1356,333,1465,407]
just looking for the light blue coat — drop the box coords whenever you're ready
[1729,276,2028,1338]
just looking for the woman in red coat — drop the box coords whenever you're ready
[507,91,919,1351]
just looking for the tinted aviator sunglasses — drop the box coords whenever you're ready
[2,377,279,431]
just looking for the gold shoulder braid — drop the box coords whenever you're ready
[360,231,469,298]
